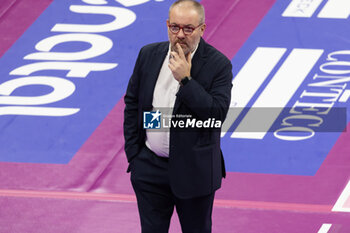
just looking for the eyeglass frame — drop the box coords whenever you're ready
[167,22,204,35]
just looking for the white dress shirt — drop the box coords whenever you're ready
[145,45,198,157]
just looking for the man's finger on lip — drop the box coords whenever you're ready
[176,43,185,57]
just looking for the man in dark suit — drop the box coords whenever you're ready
[124,0,233,232]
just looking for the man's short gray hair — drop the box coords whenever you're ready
[169,0,205,24]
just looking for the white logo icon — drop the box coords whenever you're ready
[282,0,350,19]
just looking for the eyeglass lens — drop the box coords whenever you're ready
[170,25,194,35]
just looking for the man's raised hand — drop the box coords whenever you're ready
[168,43,191,82]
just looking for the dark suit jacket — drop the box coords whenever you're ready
[124,38,233,199]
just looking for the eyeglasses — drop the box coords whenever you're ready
[168,23,203,35]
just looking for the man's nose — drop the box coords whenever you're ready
[177,28,186,39]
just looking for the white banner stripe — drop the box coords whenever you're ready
[318,224,332,233]
[231,49,324,139]
[282,0,324,18]
[332,180,350,212]
[221,47,286,137]
[318,0,350,19]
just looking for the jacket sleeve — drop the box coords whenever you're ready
[123,48,143,163]
[176,57,233,122]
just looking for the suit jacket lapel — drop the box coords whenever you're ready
[142,42,169,110]
[173,38,207,113]
[190,38,207,79]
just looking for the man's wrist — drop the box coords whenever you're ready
[180,76,191,86]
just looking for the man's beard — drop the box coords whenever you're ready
[171,41,191,55]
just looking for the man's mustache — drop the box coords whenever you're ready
[176,40,187,46]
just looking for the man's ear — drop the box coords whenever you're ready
[200,24,206,36]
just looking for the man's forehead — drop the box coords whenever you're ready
[169,5,200,24]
